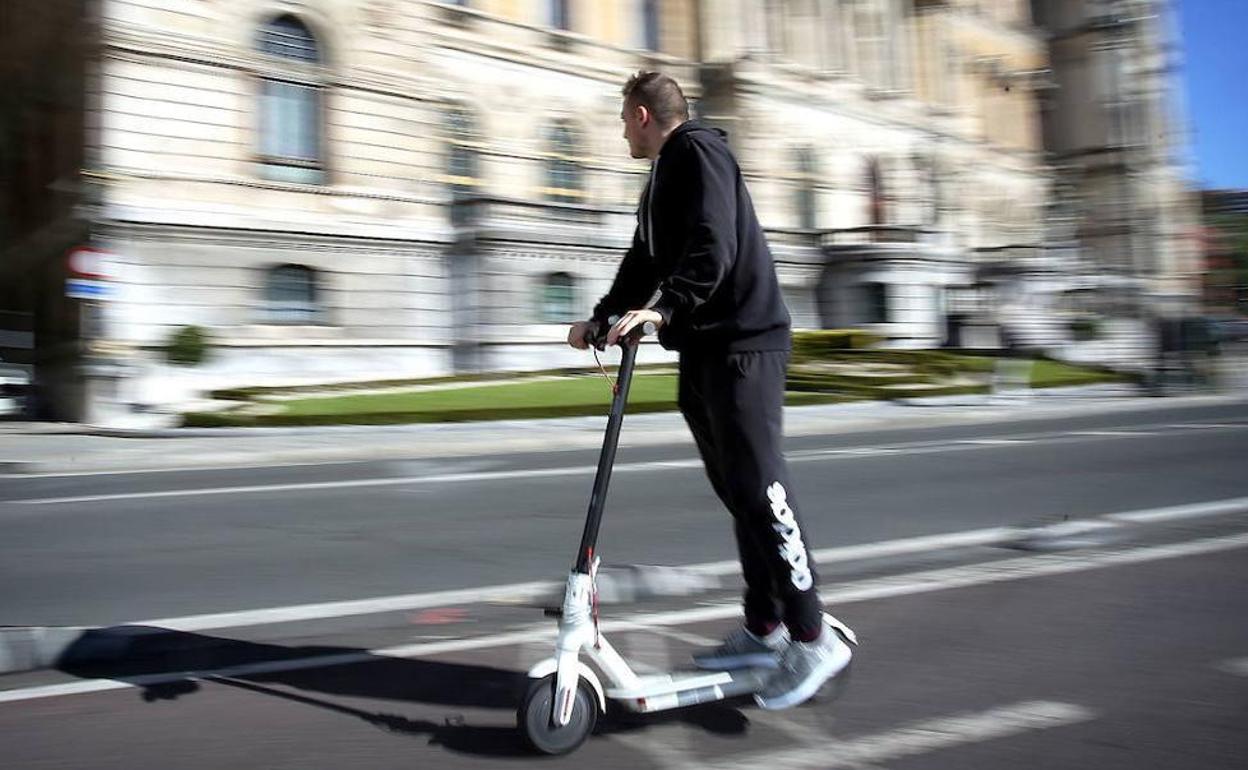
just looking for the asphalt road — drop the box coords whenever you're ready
[1,400,1245,625]
[1,398,1246,769]
[1,517,1245,769]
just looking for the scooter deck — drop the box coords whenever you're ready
[606,666,771,710]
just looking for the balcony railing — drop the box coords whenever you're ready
[819,225,932,248]
[449,195,633,246]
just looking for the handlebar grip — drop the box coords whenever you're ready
[585,318,611,350]
[587,316,657,350]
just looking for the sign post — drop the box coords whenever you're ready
[66,247,114,300]
[66,246,121,424]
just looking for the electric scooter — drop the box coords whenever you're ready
[517,321,853,755]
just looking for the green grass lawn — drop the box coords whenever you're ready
[275,358,1122,417]
[183,354,1127,427]
[1028,358,1125,387]
[277,374,679,417]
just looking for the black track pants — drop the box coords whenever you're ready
[678,349,822,639]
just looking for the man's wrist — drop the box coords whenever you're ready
[650,297,675,327]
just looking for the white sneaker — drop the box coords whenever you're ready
[692,625,789,670]
[754,614,855,710]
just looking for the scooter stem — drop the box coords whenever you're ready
[573,337,639,575]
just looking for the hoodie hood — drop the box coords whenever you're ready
[662,120,728,152]
[593,111,790,354]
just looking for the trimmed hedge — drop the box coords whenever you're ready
[791,329,886,362]
[166,325,211,366]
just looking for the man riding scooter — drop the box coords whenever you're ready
[568,71,855,711]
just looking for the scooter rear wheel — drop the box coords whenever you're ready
[518,673,598,755]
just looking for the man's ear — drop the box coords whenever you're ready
[636,103,652,127]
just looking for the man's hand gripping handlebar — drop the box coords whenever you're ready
[571,310,662,352]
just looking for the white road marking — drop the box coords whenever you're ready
[746,708,839,752]
[3,417,1244,484]
[689,701,1095,770]
[10,466,600,505]
[1104,497,1248,524]
[133,580,559,632]
[0,679,135,702]
[625,625,672,677]
[1218,658,1248,677]
[126,526,1018,632]
[824,447,900,456]
[688,526,1019,578]
[0,458,405,480]
[67,496,1248,633]
[643,626,719,647]
[11,419,1247,505]
[2,530,1245,706]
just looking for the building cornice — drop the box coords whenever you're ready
[96,219,450,251]
[726,60,1048,177]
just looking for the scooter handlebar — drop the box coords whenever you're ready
[586,317,656,350]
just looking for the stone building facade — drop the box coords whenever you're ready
[1031,0,1200,303]
[9,0,1064,412]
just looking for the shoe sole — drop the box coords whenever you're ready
[753,642,852,710]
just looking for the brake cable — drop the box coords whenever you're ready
[592,347,619,397]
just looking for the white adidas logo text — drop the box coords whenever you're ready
[766,481,814,591]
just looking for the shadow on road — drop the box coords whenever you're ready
[55,625,751,758]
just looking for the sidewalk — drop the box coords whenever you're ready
[2,382,1244,475]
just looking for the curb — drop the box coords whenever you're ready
[1,388,1243,476]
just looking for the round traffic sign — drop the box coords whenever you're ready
[68,247,110,279]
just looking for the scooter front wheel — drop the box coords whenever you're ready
[518,673,598,755]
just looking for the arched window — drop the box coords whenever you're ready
[545,121,583,203]
[642,0,661,52]
[540,272,577,322]
[264,264,321,323]
[793,147,818,229]
[257,15,325,184]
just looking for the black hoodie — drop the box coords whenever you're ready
[591,121,791,353]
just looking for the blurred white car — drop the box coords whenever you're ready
[0,357,31,416]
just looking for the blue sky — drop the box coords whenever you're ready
[1177,0,1248,190]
